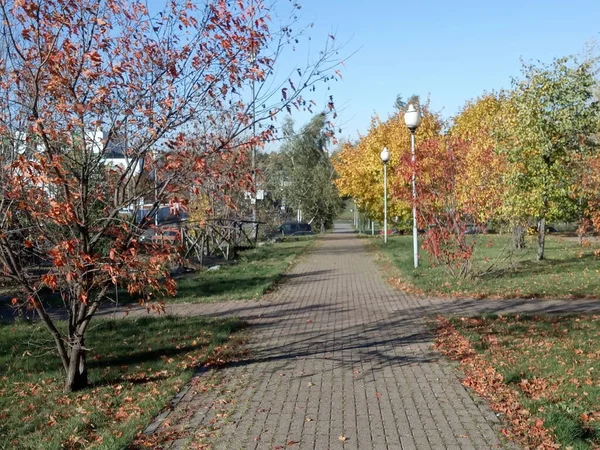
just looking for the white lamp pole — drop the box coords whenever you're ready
[380,147,390,244]
[404,103,421,268]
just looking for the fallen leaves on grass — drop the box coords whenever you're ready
[435,316,560,449]
[1,317,247,450]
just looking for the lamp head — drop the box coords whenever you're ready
[380,147,390,163]
[404,103,422,131]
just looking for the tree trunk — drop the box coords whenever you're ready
[64,336,88,392]
[512,225,526,249]
[537,217,546,261]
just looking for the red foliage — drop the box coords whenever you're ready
[0,0,342,391]
[396,136,484,277]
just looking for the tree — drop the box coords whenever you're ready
[450,93,508,225]
[0,0,342,392]
[499,57,600,260]
[333,102,443,228]
[393,94,419,112]
[276,114,342,230]
[395,135,479,278]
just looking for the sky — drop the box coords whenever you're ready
[275,0,600,142]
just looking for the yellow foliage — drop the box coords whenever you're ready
[333,105,443,222]
[449,93,510,222]
[188,193,211,226]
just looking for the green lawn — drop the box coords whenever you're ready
[0,315,245,449]
[448,314,600,449]
[173,236,314,303]
[374,234,600,298]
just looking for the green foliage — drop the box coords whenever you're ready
[275,114,343,229]
[500,57,600,230]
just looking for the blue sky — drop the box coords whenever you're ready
[280,0,600,142]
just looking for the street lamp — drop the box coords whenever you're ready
[404,103,421,268]
[380,147,390,244]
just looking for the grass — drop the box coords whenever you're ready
[450,314,600,449]
[0,315,246,449]
[173,236,314,303]
[374,234,600,298]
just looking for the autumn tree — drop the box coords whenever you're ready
[450,93,508,224]
[395,135,480,277]
[333,103,442,229]
[499,56,600,260]
[0,0,342,392]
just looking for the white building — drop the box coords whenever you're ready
[87,128,144,174]
[11,128,143,175]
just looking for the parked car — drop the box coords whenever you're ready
[278,222,313,236]
[465,225,484,235]
[136,205,188,227]
[528,225,558,235]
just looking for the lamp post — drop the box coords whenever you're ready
[380,147,390,244]
[404,103,421,268]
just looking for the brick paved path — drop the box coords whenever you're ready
[147,223,600,450]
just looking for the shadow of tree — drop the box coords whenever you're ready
[202,293,600,377]
[478,253,598,280]
[201,301,437,375]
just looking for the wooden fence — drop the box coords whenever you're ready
[180,218,262,264]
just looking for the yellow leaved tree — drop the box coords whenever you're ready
[333,103,442,230]
[449,92,509,224]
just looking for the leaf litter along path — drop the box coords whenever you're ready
[139,223,600,450]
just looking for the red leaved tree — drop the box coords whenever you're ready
[394,136,485,278]
[0,0,342,391]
